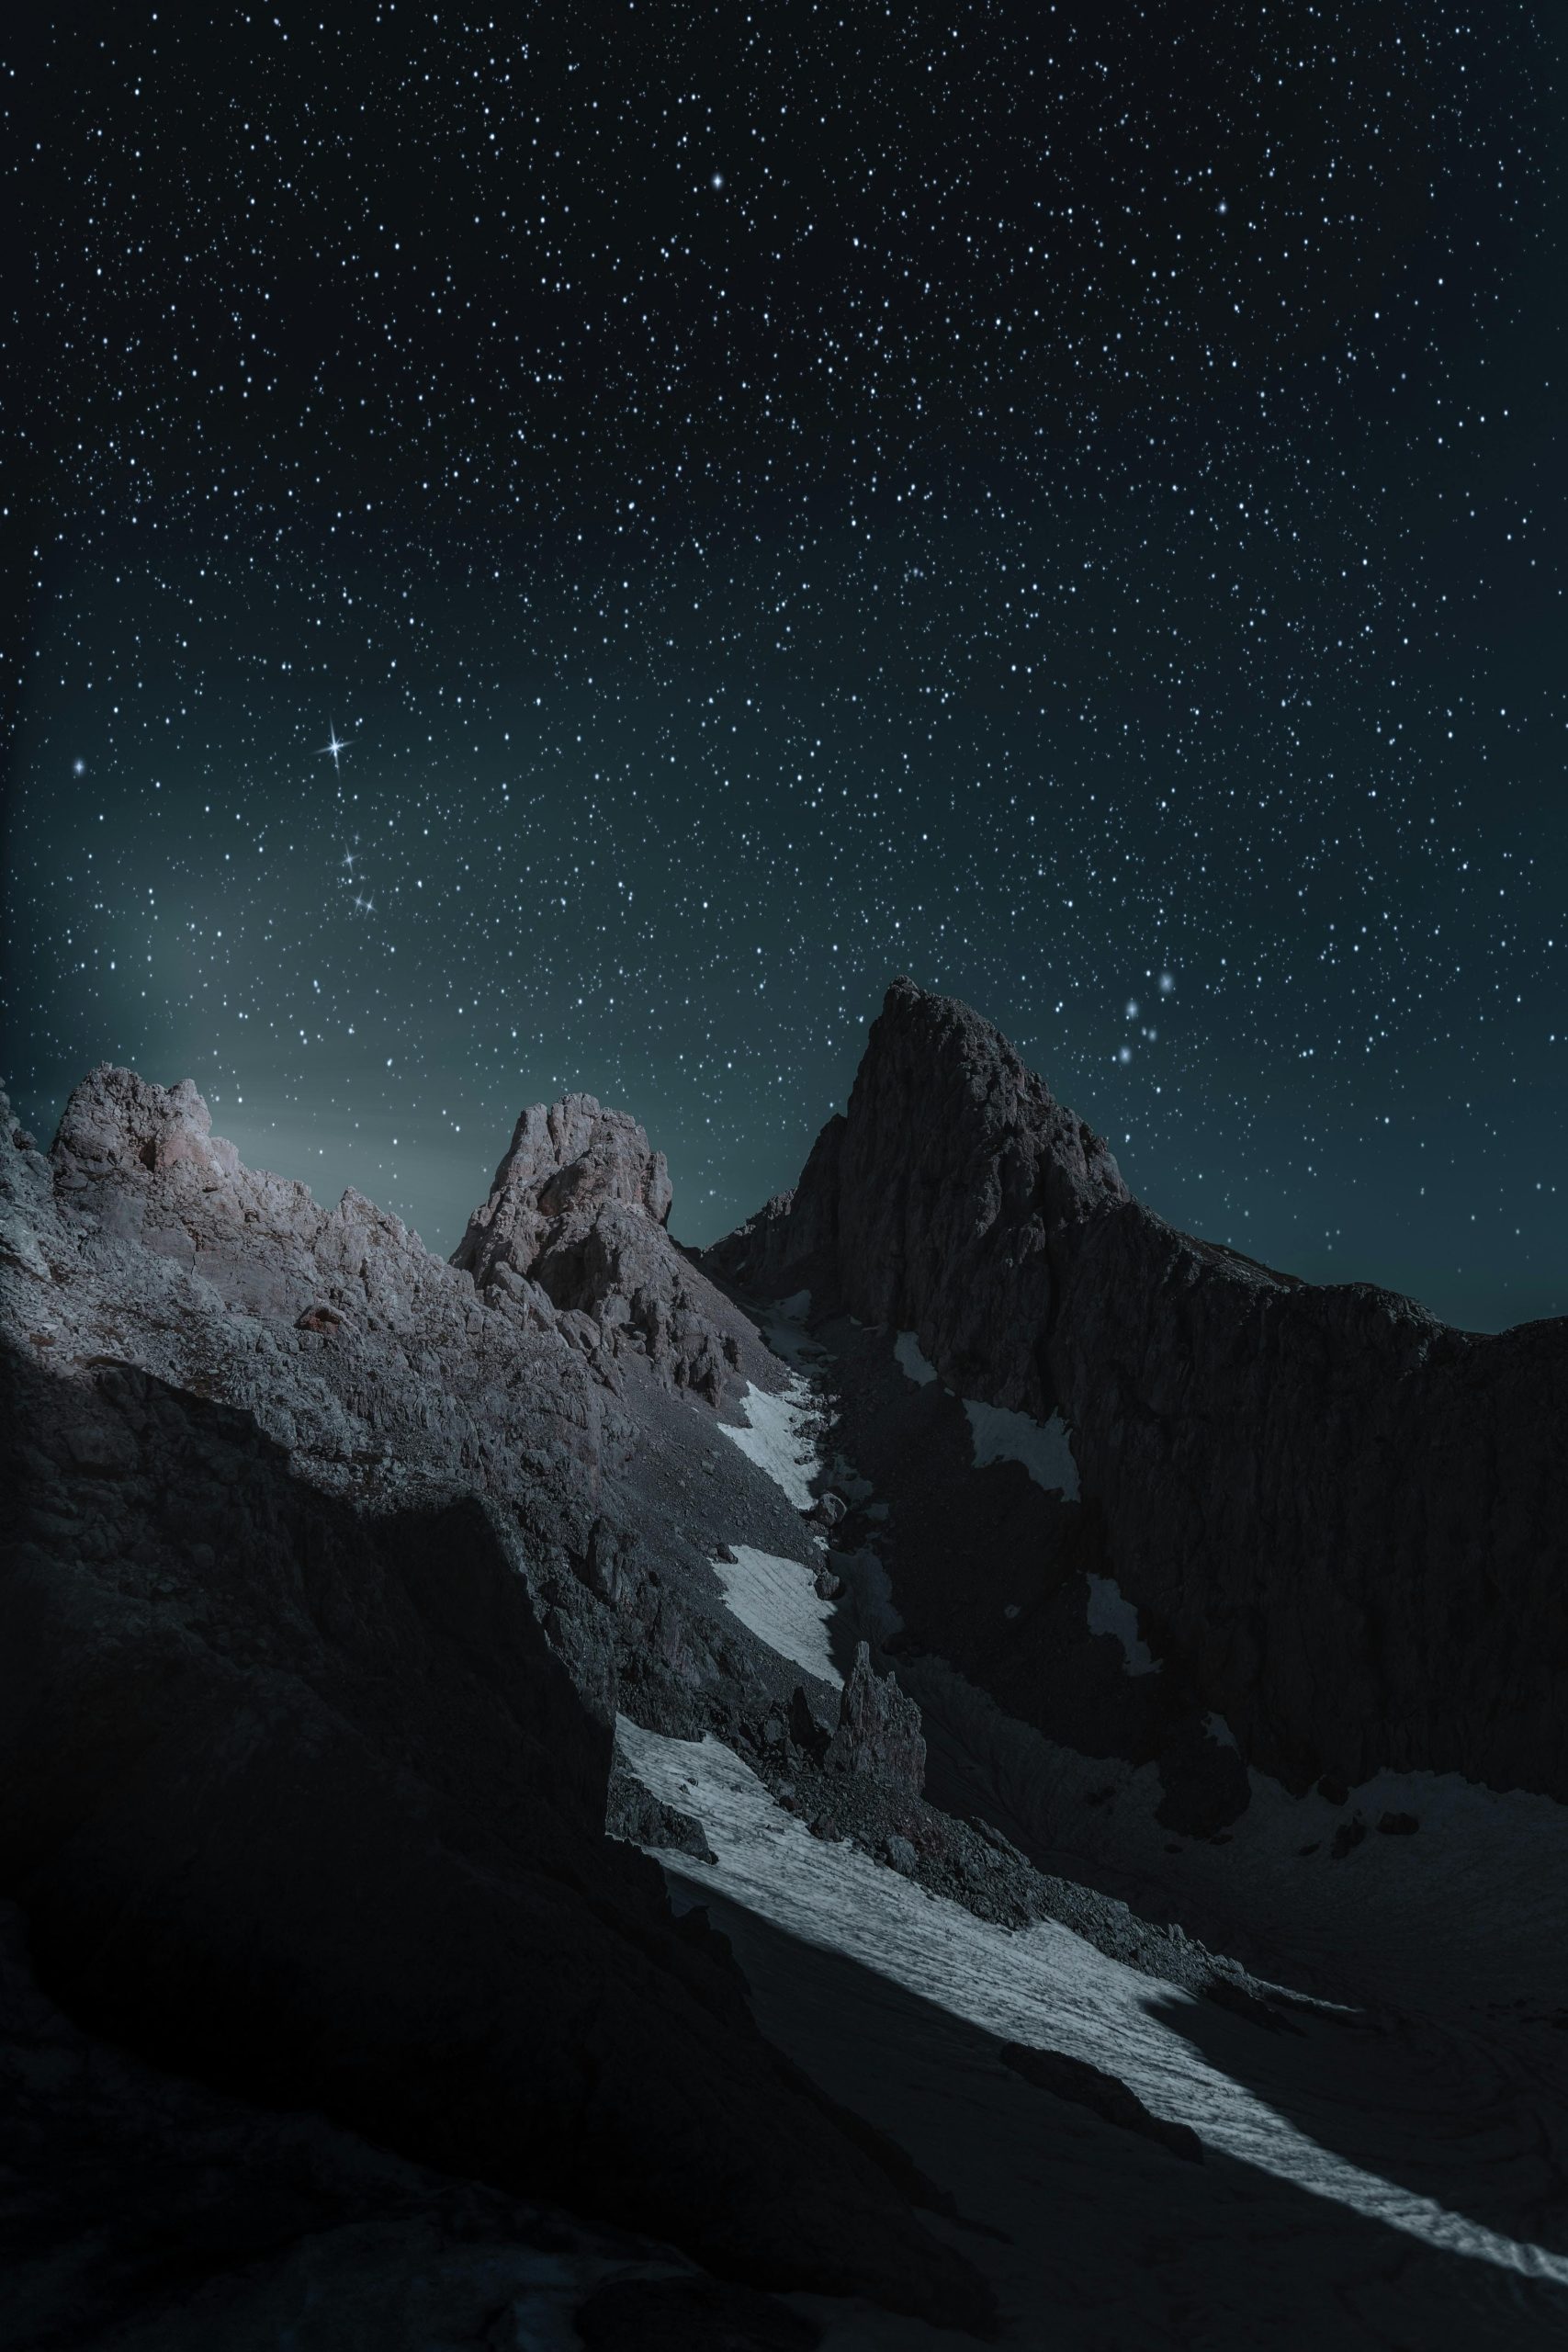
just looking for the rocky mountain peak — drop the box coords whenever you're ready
[52,1065,242,1187]
[453,1091,768,1407]
[709,978,1568,1809]
[707,978,1130,1412]
[456,1093,673,1293]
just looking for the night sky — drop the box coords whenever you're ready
[3,4,1563,1330]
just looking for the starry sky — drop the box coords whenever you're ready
[3,4,1563,1330]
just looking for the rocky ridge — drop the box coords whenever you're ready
[0,1064,992,2337]
[708,978,1568,1806]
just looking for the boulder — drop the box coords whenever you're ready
[999,2043,1203,2164]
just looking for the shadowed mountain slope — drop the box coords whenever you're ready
[706,978,1568,1803]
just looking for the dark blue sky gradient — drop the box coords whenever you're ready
[4,3,1563,1329]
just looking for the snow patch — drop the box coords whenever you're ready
[616,1720,1568,2299]
[1085,1573,1160,1674]
[1205,1712,1239,1751]
[776,1288,812,1319]
[710,1546,842,1686]
[964,1400,1080,1498]
[829,1451,875,1506]
[897,1646,1568,2017]
[894,1330,938,1386]
[718,1376,820,1510]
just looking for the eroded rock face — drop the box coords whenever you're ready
[53,1063,243,1184]
[457,1095,675,1275]
[709,979,1568,1804]
[826,1643,927,1796]
[454,1091,771,1406]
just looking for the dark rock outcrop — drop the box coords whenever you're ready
[607,1761,719,1863]
[709,978,1568,1804]
[453,1091,772,1405]
[707,978,1128,1411]
[826,1642,928,1795]
[998,2043,1204,2165]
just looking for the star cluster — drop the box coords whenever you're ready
[3,3,1562,1326]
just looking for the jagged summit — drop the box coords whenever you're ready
[459,1092,676,1265]
[53,1062,245,1184]
[453,1087,770,1405]
[709,977,1131,1411]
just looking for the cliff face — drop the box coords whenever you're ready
[708,978,1568,1802]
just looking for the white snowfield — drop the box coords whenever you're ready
[718,1376,820,1510]
[963,1398,1080,1498]
[617,1718,1568,2348]
[710,1545,842,1687]
[895,1328,1081,1498]
[1085,1571,1160,1674]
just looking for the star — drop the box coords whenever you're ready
[320,725,349,770]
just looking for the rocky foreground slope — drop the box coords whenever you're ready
[0,1065,995,2346]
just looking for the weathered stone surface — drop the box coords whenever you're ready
[457,1093,675,1276]
[0,1213,49,1280]
[53,1063,243,1185]
[826,1643,927,1795]
[709,979,1568,1804]
[607,1760,718,1863]
[454,1091,774,1405]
